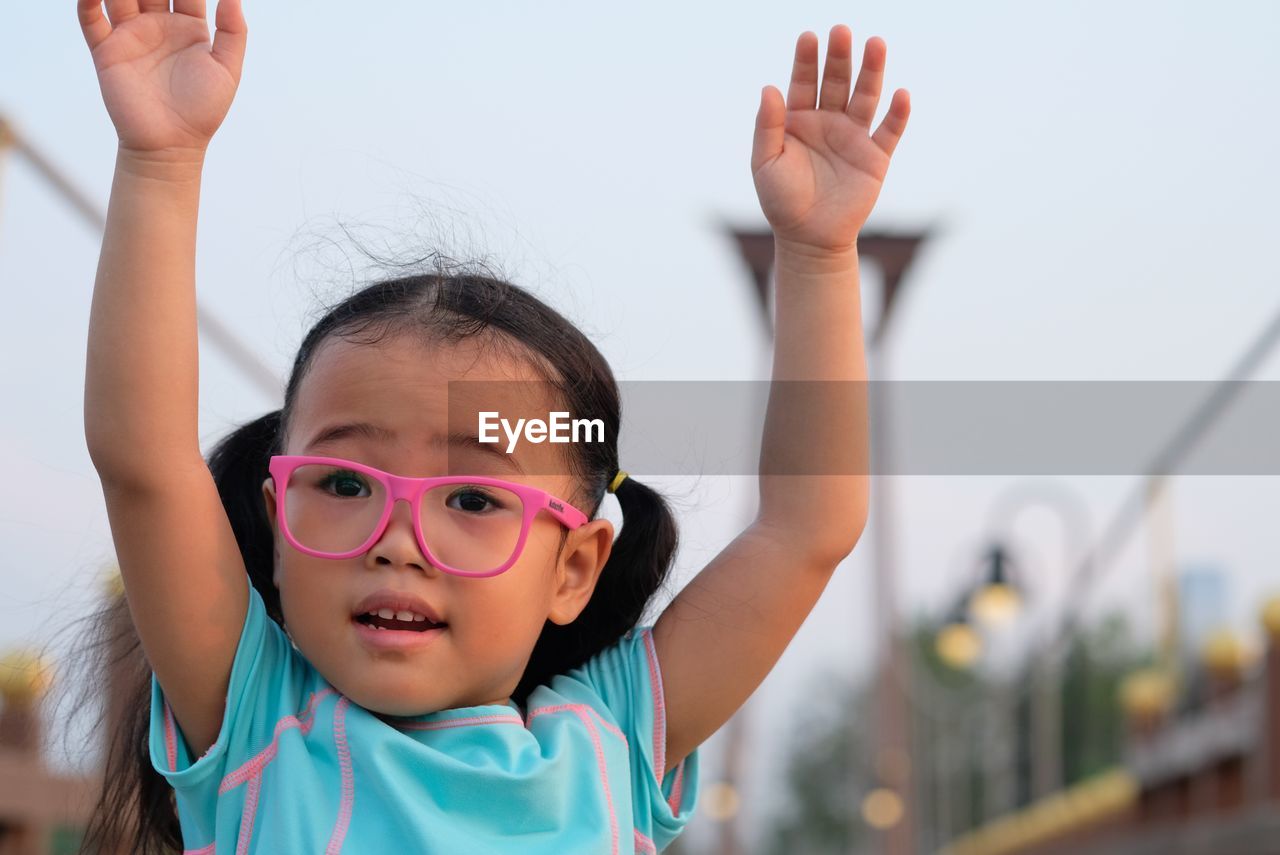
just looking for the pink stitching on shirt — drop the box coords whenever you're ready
[642,627,691,815]
[641,628,667,779]
[668,762,685,814]
[527,703,627,746]
[235,772,261,855]
[182,844,216,854]
[325,696,354,855]
[573,706,619,855]
[634,829,658,855]
[524,703,625,854]
[163,699,178,772]
[395,713,525,731]
[218,688,337,794]
[162,697,235,770]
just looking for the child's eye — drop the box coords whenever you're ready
[317,469,371,498]
[446,487,507,514]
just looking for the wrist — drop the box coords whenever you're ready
[773,237,860,278]
[116,146,207,183]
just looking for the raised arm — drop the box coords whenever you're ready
[79,0,251,759]
[652,25,910,776]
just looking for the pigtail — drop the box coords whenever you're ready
[206,410,286,625]
[601,474,679,633]
[513,473,679,707]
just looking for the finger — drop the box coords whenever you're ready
[211,0,247,79]
[847,37,886,129]
[77,0,113,51]
[103,0,140,26]
[751,85,787,175]
[138,0,170,12]
[871,89,911,158]
[173,0,206,19]
[785,31,819,111]
[817,25,853,112]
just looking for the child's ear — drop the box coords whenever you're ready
[548,520,615,626]
[261,477,277,526]
[262,478,281,588]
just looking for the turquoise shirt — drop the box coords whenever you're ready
[149,581,699,854]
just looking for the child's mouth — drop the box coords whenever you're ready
[352,614,448,651]
[355,612,448,632]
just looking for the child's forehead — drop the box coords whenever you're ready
[307,334,549,385]
[299,336,557,409]
[291,335,570,462]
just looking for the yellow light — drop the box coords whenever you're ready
[970,582,1022,627]
[1262,597,1280,638]
[936,623,982,669]
[862,787,903,830]
[0,649,55,702]
[1201,629,1247,677]
[1118,668,1175,718]
[701,781,740,821]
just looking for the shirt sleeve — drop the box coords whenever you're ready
[148,579,308,843]
[572,624,700,853]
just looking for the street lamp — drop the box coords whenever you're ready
[969,545,1024,628]
[982,480,1094,801]
[934,544,1024,669]
[931,480,1094,804]
[937,595,983,671]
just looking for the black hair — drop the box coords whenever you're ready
[68,258,680,854]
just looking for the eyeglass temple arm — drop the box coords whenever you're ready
[540,492,588,529]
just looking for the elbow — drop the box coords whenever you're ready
[757,478,870,567]
[754,513,868,570]
[817,516,868,567]
[85,430,142,487]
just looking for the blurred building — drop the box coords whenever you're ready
[0,653,99,854]
[0,575,133,855]
[1178,563,1231,660]
[942,595,1280,855]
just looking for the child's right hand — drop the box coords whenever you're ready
[78,0,247,159]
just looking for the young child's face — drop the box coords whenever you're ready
[261,332,614,716]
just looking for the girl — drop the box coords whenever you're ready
[75,0,909,851]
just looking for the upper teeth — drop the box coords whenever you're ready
[370,608,430,622]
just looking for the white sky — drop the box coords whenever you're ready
[4,1,1280,847]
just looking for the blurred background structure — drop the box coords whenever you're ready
[5,2,1280,853]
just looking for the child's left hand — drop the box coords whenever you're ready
[752,26,910,257]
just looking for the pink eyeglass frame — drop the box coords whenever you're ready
[267,454,590,578]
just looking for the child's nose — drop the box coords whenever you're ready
[368,497,436,572]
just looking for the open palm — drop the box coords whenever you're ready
[752,27,910,254]
[78,0,247,155]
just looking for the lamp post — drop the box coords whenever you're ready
[974,479,1095,801]
[931,551,1022,828]
[728,225,931,853]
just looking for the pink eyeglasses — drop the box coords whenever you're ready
[267,455,589,578]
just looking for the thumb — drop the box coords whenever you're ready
[750,85,786,175]
[211,0,248,80]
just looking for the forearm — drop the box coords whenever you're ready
[84,148,207,482]
[755,238,870,560]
